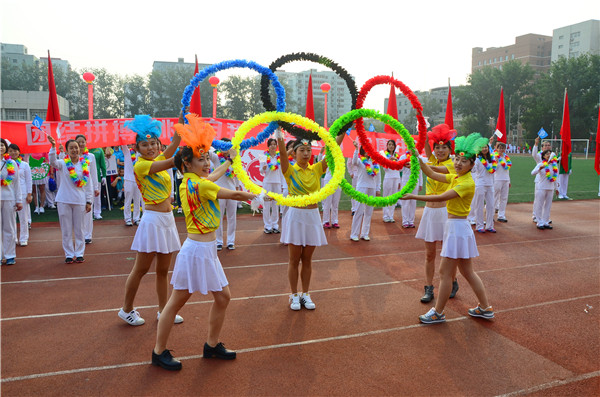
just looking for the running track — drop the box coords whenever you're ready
[1,200,599,396]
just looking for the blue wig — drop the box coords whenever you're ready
[124,115,162,143]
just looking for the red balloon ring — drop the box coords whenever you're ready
[355,75,427,170]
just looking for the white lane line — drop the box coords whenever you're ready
[495,370,600,397]
[2,294,598,384]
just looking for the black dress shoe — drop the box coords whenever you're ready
[544,225,553,229]
[449,280,459,299]
[85,239,92,244]
[537,225,545,230]
[203,342,236,360]
[420,285,434,303]
[152,349,182,371]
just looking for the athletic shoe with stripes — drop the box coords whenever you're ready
[118,308,145,326]
[419,307,446,324]
[468,305,495,319]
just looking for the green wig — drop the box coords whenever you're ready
[454,133,488,159]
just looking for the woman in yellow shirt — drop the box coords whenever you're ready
[118,115,182,327]
[277,131,345,311]
[402,133,494,324]
[152,114,257,371]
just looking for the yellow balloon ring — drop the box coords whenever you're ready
[231,111,346,207]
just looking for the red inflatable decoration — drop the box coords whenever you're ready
[355,75,427,170]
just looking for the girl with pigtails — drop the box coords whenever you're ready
[152,114,257,371]
[402,133,494,324]
[118,115,182,327]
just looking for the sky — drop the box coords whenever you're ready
[1,0,598,113]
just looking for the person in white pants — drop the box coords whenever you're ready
[399,157,422,228]
[381,140,401,223]
[350,141,381,241]
[260,138,283,233]
[470,144,496,233]
[317,147,341,228]
[1,139,23,265]
[121,144,143,226]
[347,157,359,215]
[48,137,93,263]
[8,144,32,246]
[210,141,240,250]
[531,137,554,223]
[490,138,511,223]
[531,149,558,229]
[75,135,99,244]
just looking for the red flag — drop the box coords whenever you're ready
[305,74,315,121]
[595,105,600,175]
[560,90,572,172]
[189,54,202,116]
[496,87,506,143]
[384,84,398,134]
[445,84,454,129]
[46,50,61,121]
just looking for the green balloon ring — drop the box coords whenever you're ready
[326,108,420,207]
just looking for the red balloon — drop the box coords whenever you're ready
[320,82,331,92]
[209,76,220,87]
[82,72,95,83]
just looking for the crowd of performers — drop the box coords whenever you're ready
[0,115,571,371]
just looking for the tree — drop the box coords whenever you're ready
[123,74,151,118]
[521,54,600,140]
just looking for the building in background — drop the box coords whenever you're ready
[551,19,600,62]
[1,90,70,121]
[152,58,211,73]
[472,34,552,76]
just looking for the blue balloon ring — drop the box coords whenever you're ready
[180,59,286,151]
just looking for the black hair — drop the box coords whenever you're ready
[285,140,295,150]
[359,147,367,157]
[433,141,452,150]
[541,149,552,160]
[0,139,8,152]
[8,143,20,152]
[292,139,312,152]
[267,138,277,147]
[386,139,396,153]
[479,145,492,162]
[174,146,195,173]
[65,139,79,151]
[75,134,87,142]
[221,138,231,142]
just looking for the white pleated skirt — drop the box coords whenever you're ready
[280,207,327,247]
[131,210,181,254]
[440,219,479,259]
[170,239,228,294]
[415,206,447,242]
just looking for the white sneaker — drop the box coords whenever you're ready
[118,308,145,326]
[125,220,133,226]
[157,311,184,324]
[39,207,45,213]
[289,293,301,311]
[361,236,370,241]
[350,237,359,242]
[19,241,28,247]
[34,207,40,214]
[177,207,183,214]
[300,293,316,310]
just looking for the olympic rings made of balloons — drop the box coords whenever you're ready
[230,111,346,207]
[326,108,420,207]
[180,59,286,152]
[259,52,358,141]
[355,75,428,170]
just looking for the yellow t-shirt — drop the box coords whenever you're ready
[134,154,172,205]
[180,173,221,234]
[444,172,475,216]
[426,155,455,196]
[283,161,325,196]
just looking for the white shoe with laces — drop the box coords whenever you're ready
[157,311,184,324]
[289,293,301,311]
[118,308,145,326]
[300,293,316,310]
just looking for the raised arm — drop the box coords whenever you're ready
[278,132,289,176]
[419,157,448,183]
[208,149,237,182]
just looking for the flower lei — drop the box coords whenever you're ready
[287,155,296,166]
[494,152,512,170]
[264,151,280,171]
[384,151,399,161]
[1,154,16,186]
[180,59,285,152]
[326,108,419,207]
[479,156,497,174]
[129,148,137,165]
[543,156,558,182]
[360,156,380,177]
[216,151,235,178]
[260,52,358,140]
[64,156,90,187]
[231,111,345,207]
[355,75,427,170]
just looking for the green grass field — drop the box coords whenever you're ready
[29,155,599,223]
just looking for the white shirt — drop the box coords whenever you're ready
[531,163,557,191]
[260,152,283,185]
[209,151,239,191]
[381,151,401,179]
[473,158,495,187]
[401,164,422,188]
[494,153,511,182]
[0,157,22,203]
[17,160,33,195]
[120,145,136,182]
[352,150,381,192]
[105,150,118,176]
[49,149,94,205]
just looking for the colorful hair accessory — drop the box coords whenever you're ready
[355,75,427,169]
[264,150,280,171]
[1,153,16,186]
[180,59,285,152]
[173,113,216,157]
[231,112,345,207]
[124,115,163,143]
[360,156,380,177]
[428,124,456,154]
[327,108,420,207]
[64,156,90,187]
[260,52,357,140]
[216,151,235,178]
[454,133,488,159]
[543,156,558,182]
